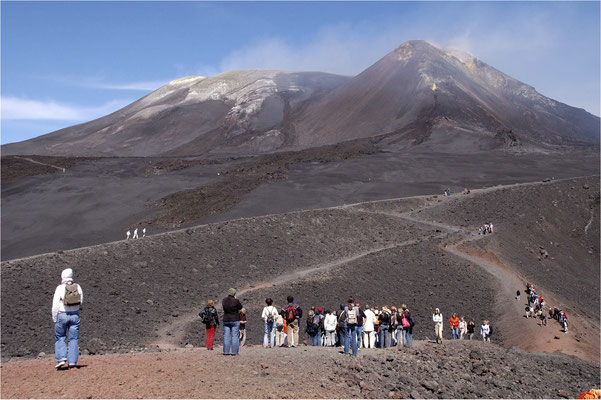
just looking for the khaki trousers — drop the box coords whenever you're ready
[287,320,299,347]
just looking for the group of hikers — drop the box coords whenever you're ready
[125,227,146,240]
[478,222,494,235]
[432,309,493,343]
[522,282,569,333]
[198,290,494,357]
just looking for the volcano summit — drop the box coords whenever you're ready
[3,40,599,157]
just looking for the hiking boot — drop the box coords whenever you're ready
[55,361,67,370]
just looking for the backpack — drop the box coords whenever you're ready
[488,325,493,336]
[306,316,317,335]
[286,305,296,322]
[379,311,390,325]
[199,308,212,324]
[312,314,321,328]
[265,306,275,323]
[347,307,358,325]
[409,315,416,327]
[63,283,81,306]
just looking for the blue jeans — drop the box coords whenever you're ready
[380,324,389,348]
[344,325,358,356]
[338,327,346,347]
[263,322,275,347]
[223,321,240,355]
[403,329,413,347]
[54,312,80,365]
[312,328,322,346]
[394,328,402,345]
[355,326,363,348]
[452,328,459,340]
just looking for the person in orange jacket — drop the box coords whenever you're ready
[449,313,460,340]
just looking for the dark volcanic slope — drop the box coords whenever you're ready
[2,148,599,261]
[1,204,436,359]
[421,177,600,319]
[294,41,600,150]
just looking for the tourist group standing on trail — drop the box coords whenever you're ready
[523,282,569,333]
[193,291,497,355]
[433,308,490,343]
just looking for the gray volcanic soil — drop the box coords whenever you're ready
[2,147,598,261]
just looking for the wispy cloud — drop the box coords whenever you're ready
[83,79,170,91]
[36,74,171,92]
[1,96,131,121]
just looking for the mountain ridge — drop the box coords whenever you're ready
[3,40,599,157]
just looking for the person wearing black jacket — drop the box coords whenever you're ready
[354,302,365,348]
[467,320,476,340]
[222,288,243,355]
[199,299,219,350]
[379,307,391,348]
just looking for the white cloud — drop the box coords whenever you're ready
[1,96,131,121]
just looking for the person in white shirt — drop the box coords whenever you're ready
[133,228,139,239]
[261,298,279,348]
[362,305,377,348]
[126,230,131,240]
[433,308,443,344]
[142,227,146,238]
[323,311,338,346]
[52,268,83,369]
[480,320,491,342]
[459,316,468,340]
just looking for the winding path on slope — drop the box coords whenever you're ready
[147,178,598,361]
[153,238,431,349]
[350,193,599,363]
[13,156,66,172]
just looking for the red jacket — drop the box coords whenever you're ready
[449,316,460,329]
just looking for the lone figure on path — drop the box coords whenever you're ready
[433,308,443,344]
[126,230,131,240]
[142,228,146,238]
[52,268,83,369]
[133,228,139,239]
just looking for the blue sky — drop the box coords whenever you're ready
[1,1,599,144]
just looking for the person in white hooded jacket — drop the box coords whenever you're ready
[433,308,443,344]
[52,268,83,369]
[323,311,338,346]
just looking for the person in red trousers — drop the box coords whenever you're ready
[199,299,220,350]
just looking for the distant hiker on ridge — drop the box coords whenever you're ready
[142,227,146,238]
[126,230,131,240]
[222,288,243,355]
[52,268,83,370]
[133,228,139,239]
